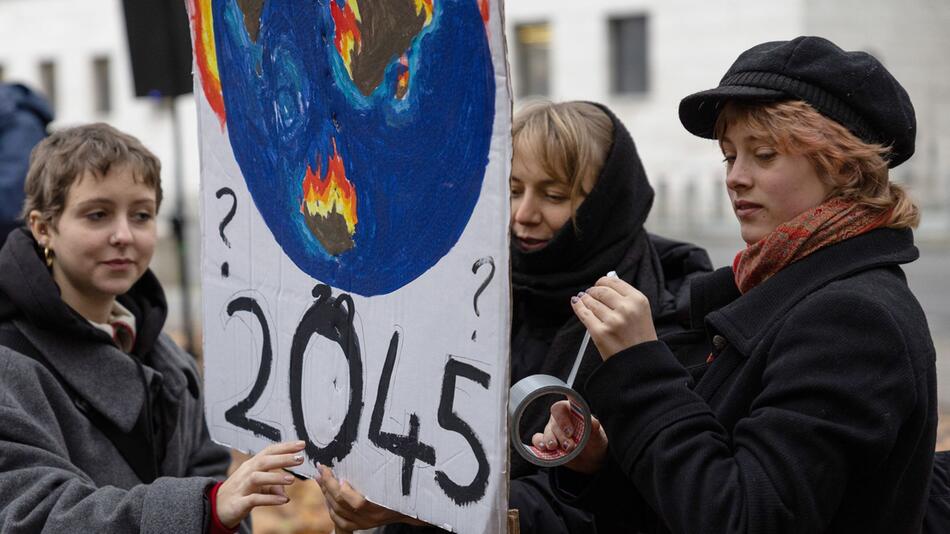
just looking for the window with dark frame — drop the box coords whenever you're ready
[93,56,112,114]
[514,21,551,98]
[39,60,57,110]
[609,15,649,95]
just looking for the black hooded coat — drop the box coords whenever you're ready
[386,104,712,534]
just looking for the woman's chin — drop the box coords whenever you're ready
[739,224,771,245]
[91,277,139,299]
[515,237,550,252]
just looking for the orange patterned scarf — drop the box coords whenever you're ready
[733,198,889,293]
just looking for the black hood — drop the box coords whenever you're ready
[511,102,656,302]
[0,228,168,358]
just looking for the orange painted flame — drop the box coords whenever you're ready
[331,0,363,78]
[301,139,358,235]
[479,0,489,24]
[396,54,410,98]
[187,0,226,128]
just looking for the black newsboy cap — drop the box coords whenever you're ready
[679,36,916,167]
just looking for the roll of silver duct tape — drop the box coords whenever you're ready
[508,374,593,467]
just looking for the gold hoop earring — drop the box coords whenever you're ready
[44,247,54,268]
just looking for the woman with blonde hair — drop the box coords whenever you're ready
[317,101,713,534]
[538,36,940,533]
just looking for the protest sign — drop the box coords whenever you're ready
[187,1,512,532]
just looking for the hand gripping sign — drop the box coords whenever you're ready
[187,1,512,532]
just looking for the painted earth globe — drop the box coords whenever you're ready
[213,0,495,295]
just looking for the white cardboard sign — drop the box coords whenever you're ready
[187,1,512,532]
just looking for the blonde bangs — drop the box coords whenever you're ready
[512,101,613,220]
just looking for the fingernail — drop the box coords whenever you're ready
[576,291,585,298]
[294,454,304,463]
[284,474,294,482]
[313,470,323,482]
[547,439,556,449]
[296,440,306,447]
[563,426,573,437]
[562,439,574,451]
[570,296,579,304]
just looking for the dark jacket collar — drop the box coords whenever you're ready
[692,228,918,356]
[12,324,194,433]
[14,318,154,431]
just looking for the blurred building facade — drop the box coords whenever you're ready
[1,0,949,243]
[0,0,200,244]
[507,0,950,236]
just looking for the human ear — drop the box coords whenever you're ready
[28,210,52,247]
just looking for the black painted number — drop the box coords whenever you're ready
[369,331,436,495]
[221,286,493,506]
[224,296,282,441]
[289,285,364,466]
[435,357,491,506]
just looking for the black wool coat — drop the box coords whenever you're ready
[387,103,711,534]
[555,228,938,534]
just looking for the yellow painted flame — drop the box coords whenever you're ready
[414,0,433,26]
[302,140,358,235]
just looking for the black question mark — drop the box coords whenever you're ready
[471,256,495,341]
[215,187,237,277]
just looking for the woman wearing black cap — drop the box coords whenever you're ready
[315,101,713,534]
[536,36,940,533]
